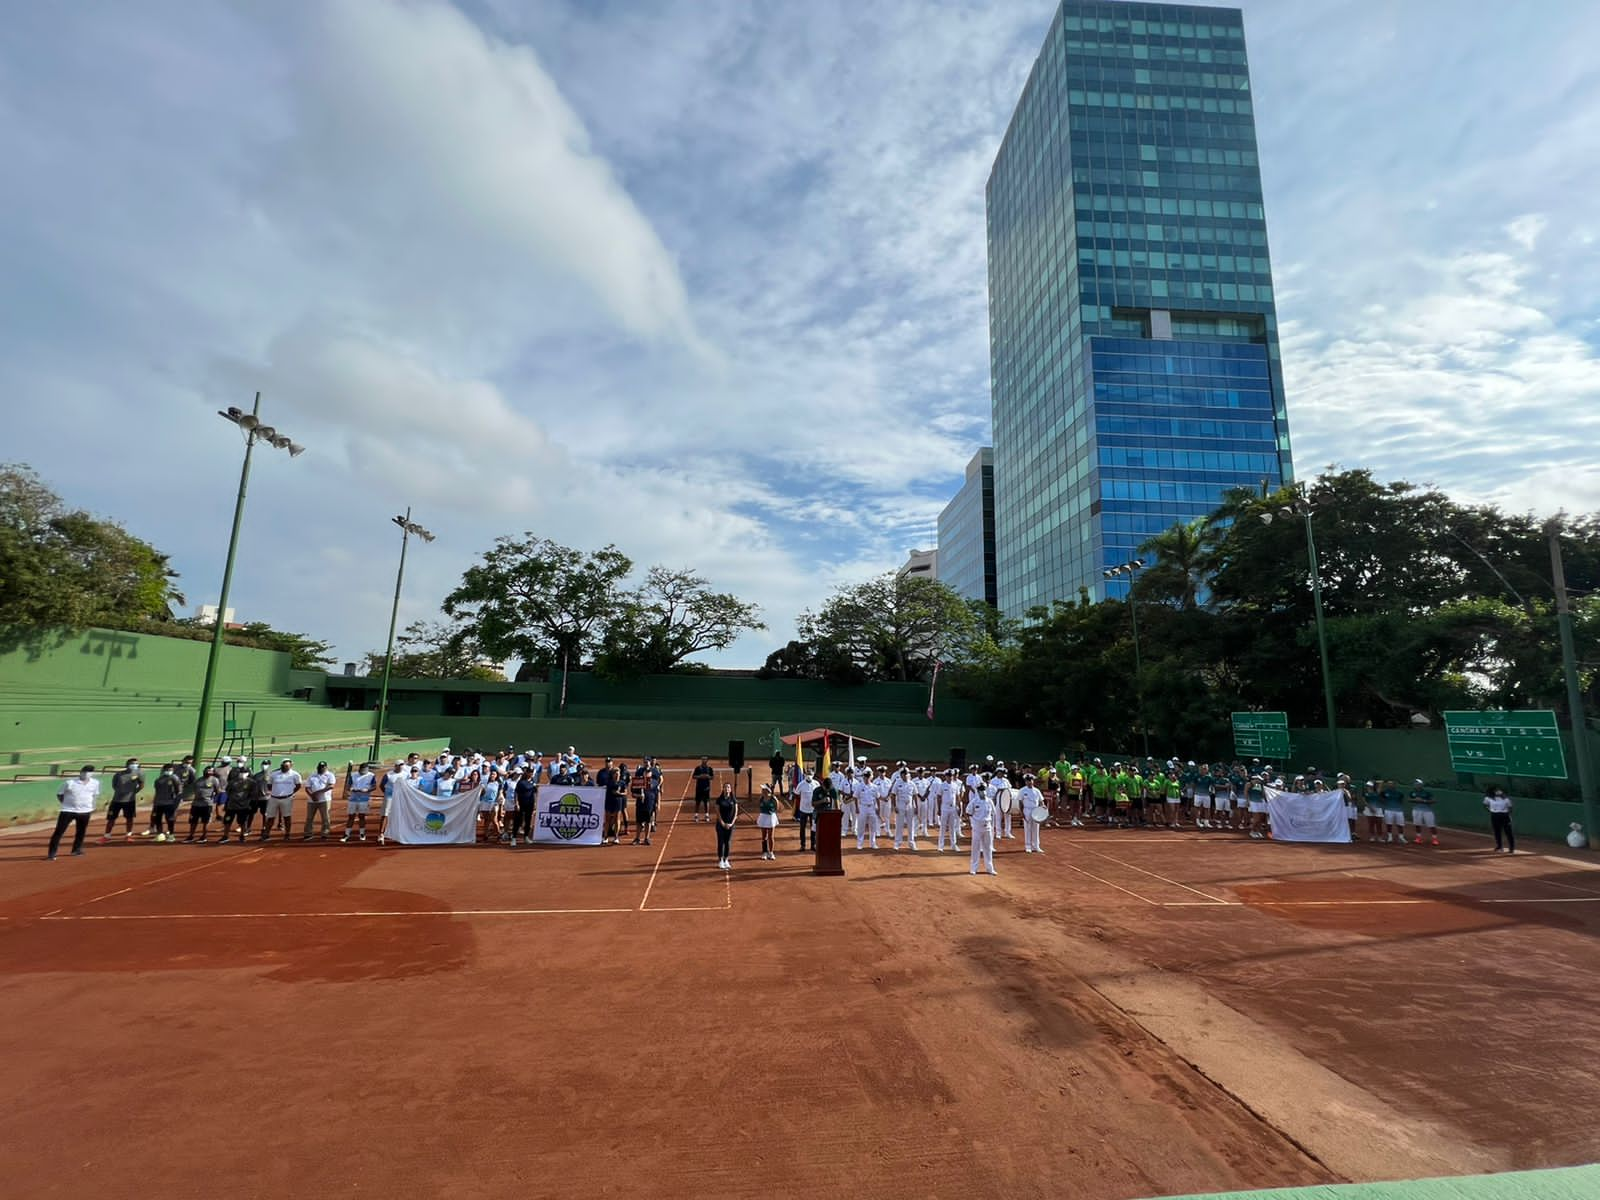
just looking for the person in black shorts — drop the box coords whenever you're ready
[102,758,143,841]
[634,774,659,846]
[692,757,714,823]
[598,757,624,844]
[150,763,183,843]
[514,768,539,844]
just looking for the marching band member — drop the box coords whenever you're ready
[988,767,1016,840]
[891,769,918,851]
[855,768,882,850]
[1017,773,1045,854]
[841,767,859,837]
[937,769,962,852]
[966,779,997,875]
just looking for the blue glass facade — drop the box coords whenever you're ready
[937,448,998,607]
[987,0,1293,612]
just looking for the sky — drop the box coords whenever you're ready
[3,0,1597,671]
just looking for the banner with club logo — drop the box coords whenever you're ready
[532,786,605,846]
[386,777,483,845]
[1264,786,1352,844]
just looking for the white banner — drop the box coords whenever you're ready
[386,778,483,845]
[532,786,605,846]
[1264,787,1352,843]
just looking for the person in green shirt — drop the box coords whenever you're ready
[1090,761,1111,823]
[1378,779,1408,844]
[1408,779,1438,846]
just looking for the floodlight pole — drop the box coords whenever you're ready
[1547,520,1598,847]
[371,507,432,764]
[190,392,260,768]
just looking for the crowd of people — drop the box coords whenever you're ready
[43,746,1521,861]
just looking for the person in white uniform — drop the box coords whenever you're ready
[1017,774,1045,853]
[937,770,962,852]
[966,784,997,875]
[840,768,859,837]
[855,769,882,850]
[988,769,1016,840]
[891,770,918,851]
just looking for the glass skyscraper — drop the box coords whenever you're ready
[987,0,1293,613]
[937,448,998,608]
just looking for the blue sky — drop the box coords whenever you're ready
[2,0,1597,669]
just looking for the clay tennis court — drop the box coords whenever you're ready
[4,767,1598,1200]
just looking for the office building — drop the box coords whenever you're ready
[897,547,939,580]
[987,0,1293,612]
[937,447,998,608]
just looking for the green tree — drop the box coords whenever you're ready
[443,535,633,696]
[594,567,764,679]
[0,462,183,636]
[1134,516,1214,609]
[800,573,982,682]
[362,620,503,681]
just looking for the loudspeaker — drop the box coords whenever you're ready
[727,739,746,771]
[950,747,967,771]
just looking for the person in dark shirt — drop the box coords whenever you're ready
[514,769,539,845]
[768,750,785,794]
[692,757,715,823]
[714,782,738,870]
[597,758,622,845]
[150,764,183,843]
[102,758,144,841]
[221,764,254,843]
[615,762,634,839]
[634,774,659,846]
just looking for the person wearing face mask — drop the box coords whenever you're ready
[150,763,183,843]
[48,765,101,860]
[102,758,144,842]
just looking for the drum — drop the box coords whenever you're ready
[999,791,1013,814]
[1031,805,1049,823]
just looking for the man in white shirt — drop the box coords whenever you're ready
[966,784,997,875]
[301,761,337,840]
[855,769,882,850]
[263,759,303,841]
[343,763,377,843]
[49,765,100,860]
[1017,774,1046,854]
[913,768,933,838]
[891,770,918,851]
[840,768,859,837]
[988,770,1017,840]
[936,770,962,852]
[794,771,817,852]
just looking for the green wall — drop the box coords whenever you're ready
[389,714,1058,765]
[0,627,290,696]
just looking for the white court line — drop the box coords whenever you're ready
[1161,896,1600,909]
[42,846,250,917]
[638,796,687,912]
[1077,845,1231,904]
[1061,861,1162,906]
[41,907,637,921]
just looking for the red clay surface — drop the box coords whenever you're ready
[4,767,1599,1199]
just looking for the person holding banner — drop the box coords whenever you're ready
[715,781,738,870]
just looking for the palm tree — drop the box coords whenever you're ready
[1136,517,1214,609]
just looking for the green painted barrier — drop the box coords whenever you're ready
[1145,1163,1600,1199]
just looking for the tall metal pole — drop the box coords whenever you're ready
[1304,511,1342,773]
[1128,591,1150,758]
[370,507,412,764]
[1548,521,1598,847]
[190,392,260,768]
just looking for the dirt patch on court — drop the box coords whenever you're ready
[1233,878,1517,936]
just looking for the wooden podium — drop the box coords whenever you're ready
[813,808,845,876]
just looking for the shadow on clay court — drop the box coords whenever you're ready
[956,932,1097,1051]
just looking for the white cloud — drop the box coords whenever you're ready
[1506,214,1548,252]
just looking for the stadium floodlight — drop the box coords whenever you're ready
[372,507,437,762]
[1102,557,1149,756]
[190,393,305,768]
[286,442,306,458]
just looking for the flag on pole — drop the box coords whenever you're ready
[846,733,856,773]
[820,730,832,781]
[926,660,943,721]
[794,731,806,779]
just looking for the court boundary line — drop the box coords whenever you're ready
[1061,861,1162,906]
[1160,896,1600,909]
[41,845,251,917]
[1076,845,1231,904]
[638,796,686,911]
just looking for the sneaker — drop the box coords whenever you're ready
[46,852,57,861]
[70,849,85,856]
[140,829,154,838]
[155,833,166,843]
[341,834,350,843]
[100,834,112,843]
[644,837,651,846]
[197,836,208,844]
[970,868,978,875]
[1414,836,1423,845]
[183,836,195,844]
[987,868,997,875]
[124,831,134,839]
[1431,836,1439,846]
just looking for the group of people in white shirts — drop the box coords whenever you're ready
[791,759,1045,876]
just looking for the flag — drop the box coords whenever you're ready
[820,730,832,781]
[926,660,943,721]
[794,731,805,779]
[846,733,855,773]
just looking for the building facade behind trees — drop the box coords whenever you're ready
[937,447,999,608]
[987,0,1294,614]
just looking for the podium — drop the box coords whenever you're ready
[813,808,845,876]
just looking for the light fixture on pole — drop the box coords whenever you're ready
[190,394,306,767]
[371,508,436,764]
[1259,490,1340,773]
[1103,557,1150,758]
[1545,516,1598,848]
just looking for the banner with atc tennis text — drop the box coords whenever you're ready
[1263,787,1351,844]
[386,778,483,845]
[532,786,605,846]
